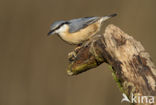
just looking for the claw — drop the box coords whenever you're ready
[68,51,76,61]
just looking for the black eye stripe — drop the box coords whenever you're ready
[51,22,69,32]
[48,22,70,35]
[53,22,69,31]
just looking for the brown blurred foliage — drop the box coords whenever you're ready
[0,0,156,105]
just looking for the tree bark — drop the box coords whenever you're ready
[67,24,156,105]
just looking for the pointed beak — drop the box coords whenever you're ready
[108,13,117,18]
[102,13,117,21]
[47,30,55,36]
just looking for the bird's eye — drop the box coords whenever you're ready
[54,24,63,30]
[53,22,69,31]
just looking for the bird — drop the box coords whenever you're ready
[48,13,117,45]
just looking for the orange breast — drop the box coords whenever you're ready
[60,21,101,44]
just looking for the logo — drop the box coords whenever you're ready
[121,93,155,104]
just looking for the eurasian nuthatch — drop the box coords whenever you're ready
[48,14,117,45]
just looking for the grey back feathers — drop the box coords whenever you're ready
[49,17,100,33]
[68,17,100,33]
[49,14,117,35]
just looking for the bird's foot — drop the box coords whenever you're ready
[68,45,82,61]
[68,51,76,61]
[75,46,82,52]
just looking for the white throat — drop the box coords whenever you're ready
[55,24,68,34]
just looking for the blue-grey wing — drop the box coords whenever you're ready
[68,17,100,33]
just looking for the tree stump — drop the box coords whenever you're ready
[67,24,156,105]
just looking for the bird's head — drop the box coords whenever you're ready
[48,20,69,36]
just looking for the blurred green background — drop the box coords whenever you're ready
[0,0,156,105]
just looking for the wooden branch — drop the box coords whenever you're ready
[67,24,156,105]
